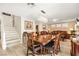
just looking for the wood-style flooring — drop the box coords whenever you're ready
[0,39,71,56]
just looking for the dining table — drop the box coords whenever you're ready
[32,34,56,54]
[32,34,56,46]
[30,33,61,55]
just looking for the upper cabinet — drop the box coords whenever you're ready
[51,23,68,31]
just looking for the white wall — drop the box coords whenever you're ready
[35,21,49,32]
[21,16,49,41]
[21,16,36,32]
[21,17,36,42]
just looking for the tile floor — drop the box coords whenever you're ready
[0,39,71,56]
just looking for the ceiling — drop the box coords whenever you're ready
[0,3,79,24]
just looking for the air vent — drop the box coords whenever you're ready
[27,3,36,7]
[2,12,11,16]
[27,3,35,5]
[41,10,46,14]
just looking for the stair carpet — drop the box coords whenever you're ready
[4,26,21,47]
[3,17,21,48]
[2,15,21,48]
[5,26,20,47]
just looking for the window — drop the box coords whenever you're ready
[51,25,55,27]
[62,23,68,27]
[56,24,61,27]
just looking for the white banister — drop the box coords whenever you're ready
[1,14,6,50]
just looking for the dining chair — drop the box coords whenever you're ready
[22,32,29,55]
[54,33,61,54]
[43,40,55,56]
[42,34,55,56]
[43,33,61,56]
[22,32,42,56]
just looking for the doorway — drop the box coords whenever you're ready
[36,25,39,36]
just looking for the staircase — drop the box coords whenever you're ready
[3,15,21,48]
[4,26,21,47]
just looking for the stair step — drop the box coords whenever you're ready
[5,35,19,38]
[6,39,21,44]
[5,30,16,31]
[5,33,19,36]
[5,36,20,39]
[5,36,20,40]
[7,42,21,47]
[4,27,15,30]
[5,28,16,31]
[4,24,12,27]
[6,36,19,38]
[4,25,14,27]
[5,33,18,36]
[5,33,20,38]
[5,32,17,34]
[4,26,15,29]
[4,21,12,25]
[6,37,20,41]
[5,31,18,35]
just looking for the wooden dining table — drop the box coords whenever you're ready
[32,34,56,46]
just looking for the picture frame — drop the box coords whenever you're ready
[24,21,33,30]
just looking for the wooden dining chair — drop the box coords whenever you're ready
[22,32,42,56]
[42,35,55,55]
[43,33,61,56]
[43,41,55,55]
[54,33,61,54]
[22,32,29,55]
